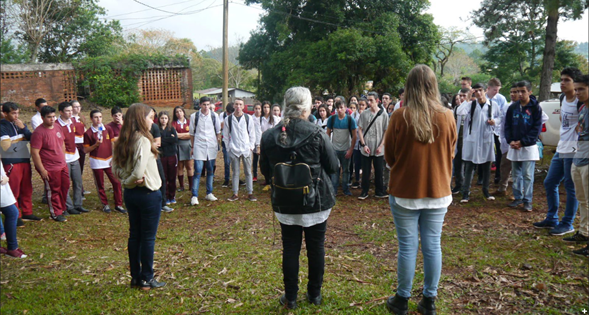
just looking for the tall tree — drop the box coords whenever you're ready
[239,0,438,100]
[434,27,476,77]
[472,0,588,101]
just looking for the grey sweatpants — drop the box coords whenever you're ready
[231,154,253,195]
[66,160,84,210]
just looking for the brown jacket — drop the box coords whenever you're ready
[384,107,457,199]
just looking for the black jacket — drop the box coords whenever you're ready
[505,95,543,147]
[260,118,338,214]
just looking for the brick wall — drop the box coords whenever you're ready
[0,64,76,107]
[139,67,193,108]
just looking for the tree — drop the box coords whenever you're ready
[239,0,438,100]
[434,27,476,77]
[472,0,588,101]
[444,50,480,85]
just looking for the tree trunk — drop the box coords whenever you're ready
[539,6,559,101]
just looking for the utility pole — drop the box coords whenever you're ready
[222,0,229,110]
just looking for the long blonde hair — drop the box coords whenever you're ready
[403,64,446,144]
[112,103,158,168]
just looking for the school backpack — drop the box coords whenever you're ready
[192,111,218,134]
[228,113,250,135]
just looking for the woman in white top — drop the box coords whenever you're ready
[112,103,165,291]
[260,101,281,133]
[1,160,27,258]
[252,103,262,182]
[315,104,330,131]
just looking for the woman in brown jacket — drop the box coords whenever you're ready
[383,65,457,315]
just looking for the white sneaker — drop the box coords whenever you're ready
[205,193,218,201]
[460,199,469,203]
[487,196,496,201]
[190,196,199,205]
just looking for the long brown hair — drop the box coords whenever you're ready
[403,64,446,144]
[157,111,172,132]
[112,103,158,168]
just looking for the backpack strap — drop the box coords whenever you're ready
[228,114,250,135]
[347,114,353,137]
[488,99,493,120]
[559,93,565,108]
[469,100,477,135]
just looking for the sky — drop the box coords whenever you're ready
[99,0,589,50]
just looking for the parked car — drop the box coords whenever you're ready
[540,98,561,147]
[244,104,255,115]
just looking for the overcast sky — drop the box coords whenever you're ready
[100,0,589,50]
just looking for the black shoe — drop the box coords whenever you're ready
[41,196,48,204]
[130,278,141,288]
[52,215,67,222]
[375,194,388,199]
[115,206,128,214]
[563,232,589,244]
[451,187,461,195]
[358,193,369,200]
[16,218,25,227]
[63,210,69,216]
[102,205,111,213]
[239,180,246,186]
[21,214,42,221]
[306,292,321,305]
[279,295,297,309]
[76,207,90,213]
[476,179,483,185]
[572,245,589,257]
[417,295,437,315]
[222,180,229,188]
[67,208,81,215]
[139,279,166,290]
[386,294,408,315]
[508,200,523,208]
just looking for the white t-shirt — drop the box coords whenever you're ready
[0,161,17,208]
[557,98,579,155]
[31,112,42,130]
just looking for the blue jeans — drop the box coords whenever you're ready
[512,161,535,203]
[125,187,162,282]
[222,142,231,182]
[1,204,19,250]
[543,153,578,228]
[193,159,215,197]
[330,150,351,194]
[389,196,447,298]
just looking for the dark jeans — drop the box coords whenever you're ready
[353,149,362,182]
[453,143,464,190]
[252,152,259,178]
[361,155,385,196]
[281,220,327,301]
[494,134,502,182]
[462,161,491,199]
[125,187,162,282]
[222,142,231,182]
[156,158,166,207]
[1,204,19,250]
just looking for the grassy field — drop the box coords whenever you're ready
[1,105,588,314]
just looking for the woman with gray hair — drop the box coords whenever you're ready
[260,87,338,309]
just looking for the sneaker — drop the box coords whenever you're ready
[460,198,469,203]
[67,208,81,215]
[83,190,91,195]
[115,206,127,214]
[523,202,533,212]
[82,196,86,201]
[21,214,42,221]
[227,194,239,202]
[161,205,174,213]
[253,177,257,182]
[0,247,6,254]
[572,245,589,257]
[549,225,575,236]
[139,278,166,290]
[476,179,483,185]
[351,182,360,189]
[343,191,353,196]
[487,196,495,201]
[204,194,218,201]
[0,233,5,241]
[17,218,25,227]
[222,180,229,188]
[358,193,369,200]
[451,187,461,195]
[76,207,90,213]
[6,248,27,258]
[375,194,388,199]
[563,232,589,243]
[170,198,177,204]
[533,219,557,229]
[386,294,408,315]
[166,200,171,205]
[508,200,523,208]
[52,215,67,222]
[248,194,257,201]
[239,180,246,186]
[102,205,112,213]
[279,295,297,310]
[190,196,199,205]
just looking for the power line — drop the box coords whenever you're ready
[125,0,221,30]
[104,0,199,19]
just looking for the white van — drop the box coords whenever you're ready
[540,98,561,147]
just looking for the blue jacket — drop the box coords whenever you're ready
[504,95,543,147]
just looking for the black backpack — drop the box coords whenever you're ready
[228,113,250,134]
[271,131,320,211]
[192,111,218,134]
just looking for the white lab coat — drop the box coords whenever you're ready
[457,99,502,164]
[189,111,221,161]
[222,113,256,158]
